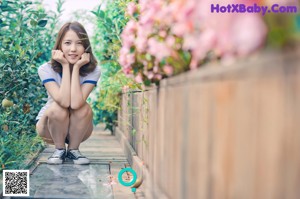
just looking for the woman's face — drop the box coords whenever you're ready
[61,30,85,65]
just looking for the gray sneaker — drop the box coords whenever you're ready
[66,149,90,165]
[47,149,66,164]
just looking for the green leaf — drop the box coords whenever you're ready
[30,19,37,26]
[38,13,47,19]
[296,14,300,32]
[160,59,166,66]
[91,11,98,17]
[144,79,151,86]
[37,20,47,27]
[24,28,32,35]
[0,22,7,28]
[131,129,136,135]
[98,10,105,18]
[1,0,8,7]
[130,47,135,53]
[24,1,32,6]
[1,6,15,12]
[145,54,152,61]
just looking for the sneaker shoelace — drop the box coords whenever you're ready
[51,149,65,158]
[69,150,85,158]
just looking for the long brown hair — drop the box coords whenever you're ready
[50,21,97,76]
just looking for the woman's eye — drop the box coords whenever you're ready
[65,42,71,45]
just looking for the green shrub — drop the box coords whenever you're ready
[0,0,63,170]
[91,0,140,132]
[265,14,300,48]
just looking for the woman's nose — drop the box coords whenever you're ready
[70,44,76,51]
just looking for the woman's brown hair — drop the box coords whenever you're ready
[50,21,97,76]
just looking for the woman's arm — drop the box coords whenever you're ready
[45,64,71,108]
[70,53,93,109]
[44,50,71,108]
[70,65,95,109]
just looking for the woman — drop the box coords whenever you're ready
[36,21,101,165]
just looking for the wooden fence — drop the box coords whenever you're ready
[115,48,300,199]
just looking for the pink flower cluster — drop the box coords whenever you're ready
[119,0,267,84]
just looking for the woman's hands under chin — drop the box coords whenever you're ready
[74,53,90,69]
[52,50,69,66]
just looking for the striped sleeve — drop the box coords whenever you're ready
[82,66,101,85]
[38,63,57,85]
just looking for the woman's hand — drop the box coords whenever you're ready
[74,53,90,69]
[52,50,69,66]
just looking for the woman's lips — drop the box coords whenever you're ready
[69,55,78,59]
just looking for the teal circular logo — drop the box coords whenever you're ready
[118,168,137,187]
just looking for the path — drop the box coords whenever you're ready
[24,125,136,199]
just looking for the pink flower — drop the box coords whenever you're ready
[153,65,159,73]
[122,20,137,35]
[126,54,135,65]
[119,0,268,85]
[139,2,158,25]
[231,14,267,56]
[118,47,130,66]
[154,74,162,80]
[173,0,196,22]
[166,36,175,47]
[135,73,143,83]
[137,22,153,36]
[163,65,174,76]
[123,66,132,75]
[189,57,198,70]
[188,29,217,61]
[171,22,190,37]
[146,72,154,79]
[155,5,175,26]
[159,30,167,38]
[148,38,172,61]
[135,36,148,53]
[139,0,147,12]
[126,2,137,17]
[183,33,198,50]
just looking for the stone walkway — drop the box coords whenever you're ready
[25,125,136,199]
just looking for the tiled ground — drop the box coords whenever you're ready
[1,125,136,199]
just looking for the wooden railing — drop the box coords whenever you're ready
[115,48,300,199]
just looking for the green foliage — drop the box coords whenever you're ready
[0,0,63,171]
[296,14,300,32]
[265,14,300,48]
[0,131,42,170]
[91,0,140,131]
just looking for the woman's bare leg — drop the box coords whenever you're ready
[46,102,70,149]
[68,103,93,150]
[36,115,55,145]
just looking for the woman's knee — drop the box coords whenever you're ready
[47,102,69,121]
[70,103,92,119]
[36,122,44,137]
[36,119,47,137]
[36,121,54,144]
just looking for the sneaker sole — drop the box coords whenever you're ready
[47,159,64,164]
[73,159,90,165]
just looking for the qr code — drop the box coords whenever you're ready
[3,170,29,196]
